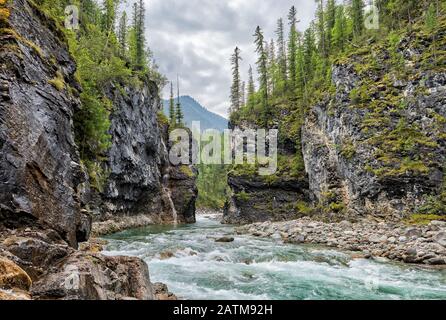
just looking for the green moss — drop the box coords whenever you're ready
[235,191,251,202]
[48,71,65,91]
[295,201,313,215]
[83,160,110,192]
[157,111,169,127]
[340,139,356,160]
[405,214,446,225]
[179,165,194,178]
[0,28,43,58]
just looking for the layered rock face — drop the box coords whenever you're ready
[0,0,90,247]
[302,41,446,220]
[92,81,198,231]
[223,175,309,224]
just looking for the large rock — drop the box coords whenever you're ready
[31,253,153,300]
[0,0,90,247]
[223,174,310,224]
[0,256,32,291]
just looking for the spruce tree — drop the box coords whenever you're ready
[230,47,242,113]
[315,0,327,57]
[288,6,299,94]
[118,11,128,56]
[351,0,364,38]
[275,18,287,84]
[254,26,268,120]
[426,3,438,61]
[247,65,256,110]
[332,6,347,52]
[326,0,336,53]
[175,76,184,126]
[169,81,176,126]
[254,26,269,124]
[102,0,116,35]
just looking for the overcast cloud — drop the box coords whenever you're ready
[140,0,318,118]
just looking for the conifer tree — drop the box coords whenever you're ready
[175,76,184,125]
[275,18,288,84]
[315,0,327,57]
[254,26,269,120]
[169,81,176,126]
[267,39,277,94]
[118,11,128,56]
[426,3,438,60]
[326,0,336,53]
[230,47,242,112]
[288,6,299,94]
[247,65,256,110]
[131,0,146,70]
[102,0,117,35]
[240,81,246,108]
[332,6,347,51]
[351,0,364,38]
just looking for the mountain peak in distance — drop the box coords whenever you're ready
[162,96,228,132]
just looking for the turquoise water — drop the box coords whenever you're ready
[102,214,446,300]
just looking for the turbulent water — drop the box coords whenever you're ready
[102,214,446,300]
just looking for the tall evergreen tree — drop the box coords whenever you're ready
[288,6,299,94]
[332,6,347,51]
[131,0,146,70]
[275,18,288,84]
[118,11,128,56]
[267,39,277,94]
[240,81,246,108]
[102,0,117,34]
[254,26,269,124]
[351,0,364,37]
[315,0,327,57]
[326,0,336,53]
[247,65,256,110]
[169,81,176,126]
[175,76,184,125]
[230,47,243,112]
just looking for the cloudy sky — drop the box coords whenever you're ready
[140,0,318,118]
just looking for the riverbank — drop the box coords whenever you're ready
[235,218,446,266]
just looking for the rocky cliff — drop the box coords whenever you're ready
[0,0,195,299]
[225,19,445,224]
[92,80,198,233]
[302,25,445,221]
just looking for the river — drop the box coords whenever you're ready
[102,214,446,300]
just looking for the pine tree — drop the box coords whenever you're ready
[240,81,246,108]
[247,65,256,110]
[326,0,336,53]
[275,18,287,84]
[315,0,327,57]
[254,26,269,122]
[131,0,146,70]
[351,0,364,38]
[426,3,438,61]
[169,81,176,126]
[267,39,277,95]
[288,6,299,94]
[118,11,128,56]
[102,0,116,34]
[230,47,242,112]
[332,6,347,52]
[175,76,184,125]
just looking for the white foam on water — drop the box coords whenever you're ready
[102,216,446,300]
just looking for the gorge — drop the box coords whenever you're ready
[0,0,445,301]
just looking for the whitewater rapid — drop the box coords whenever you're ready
[102,214,446,300]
